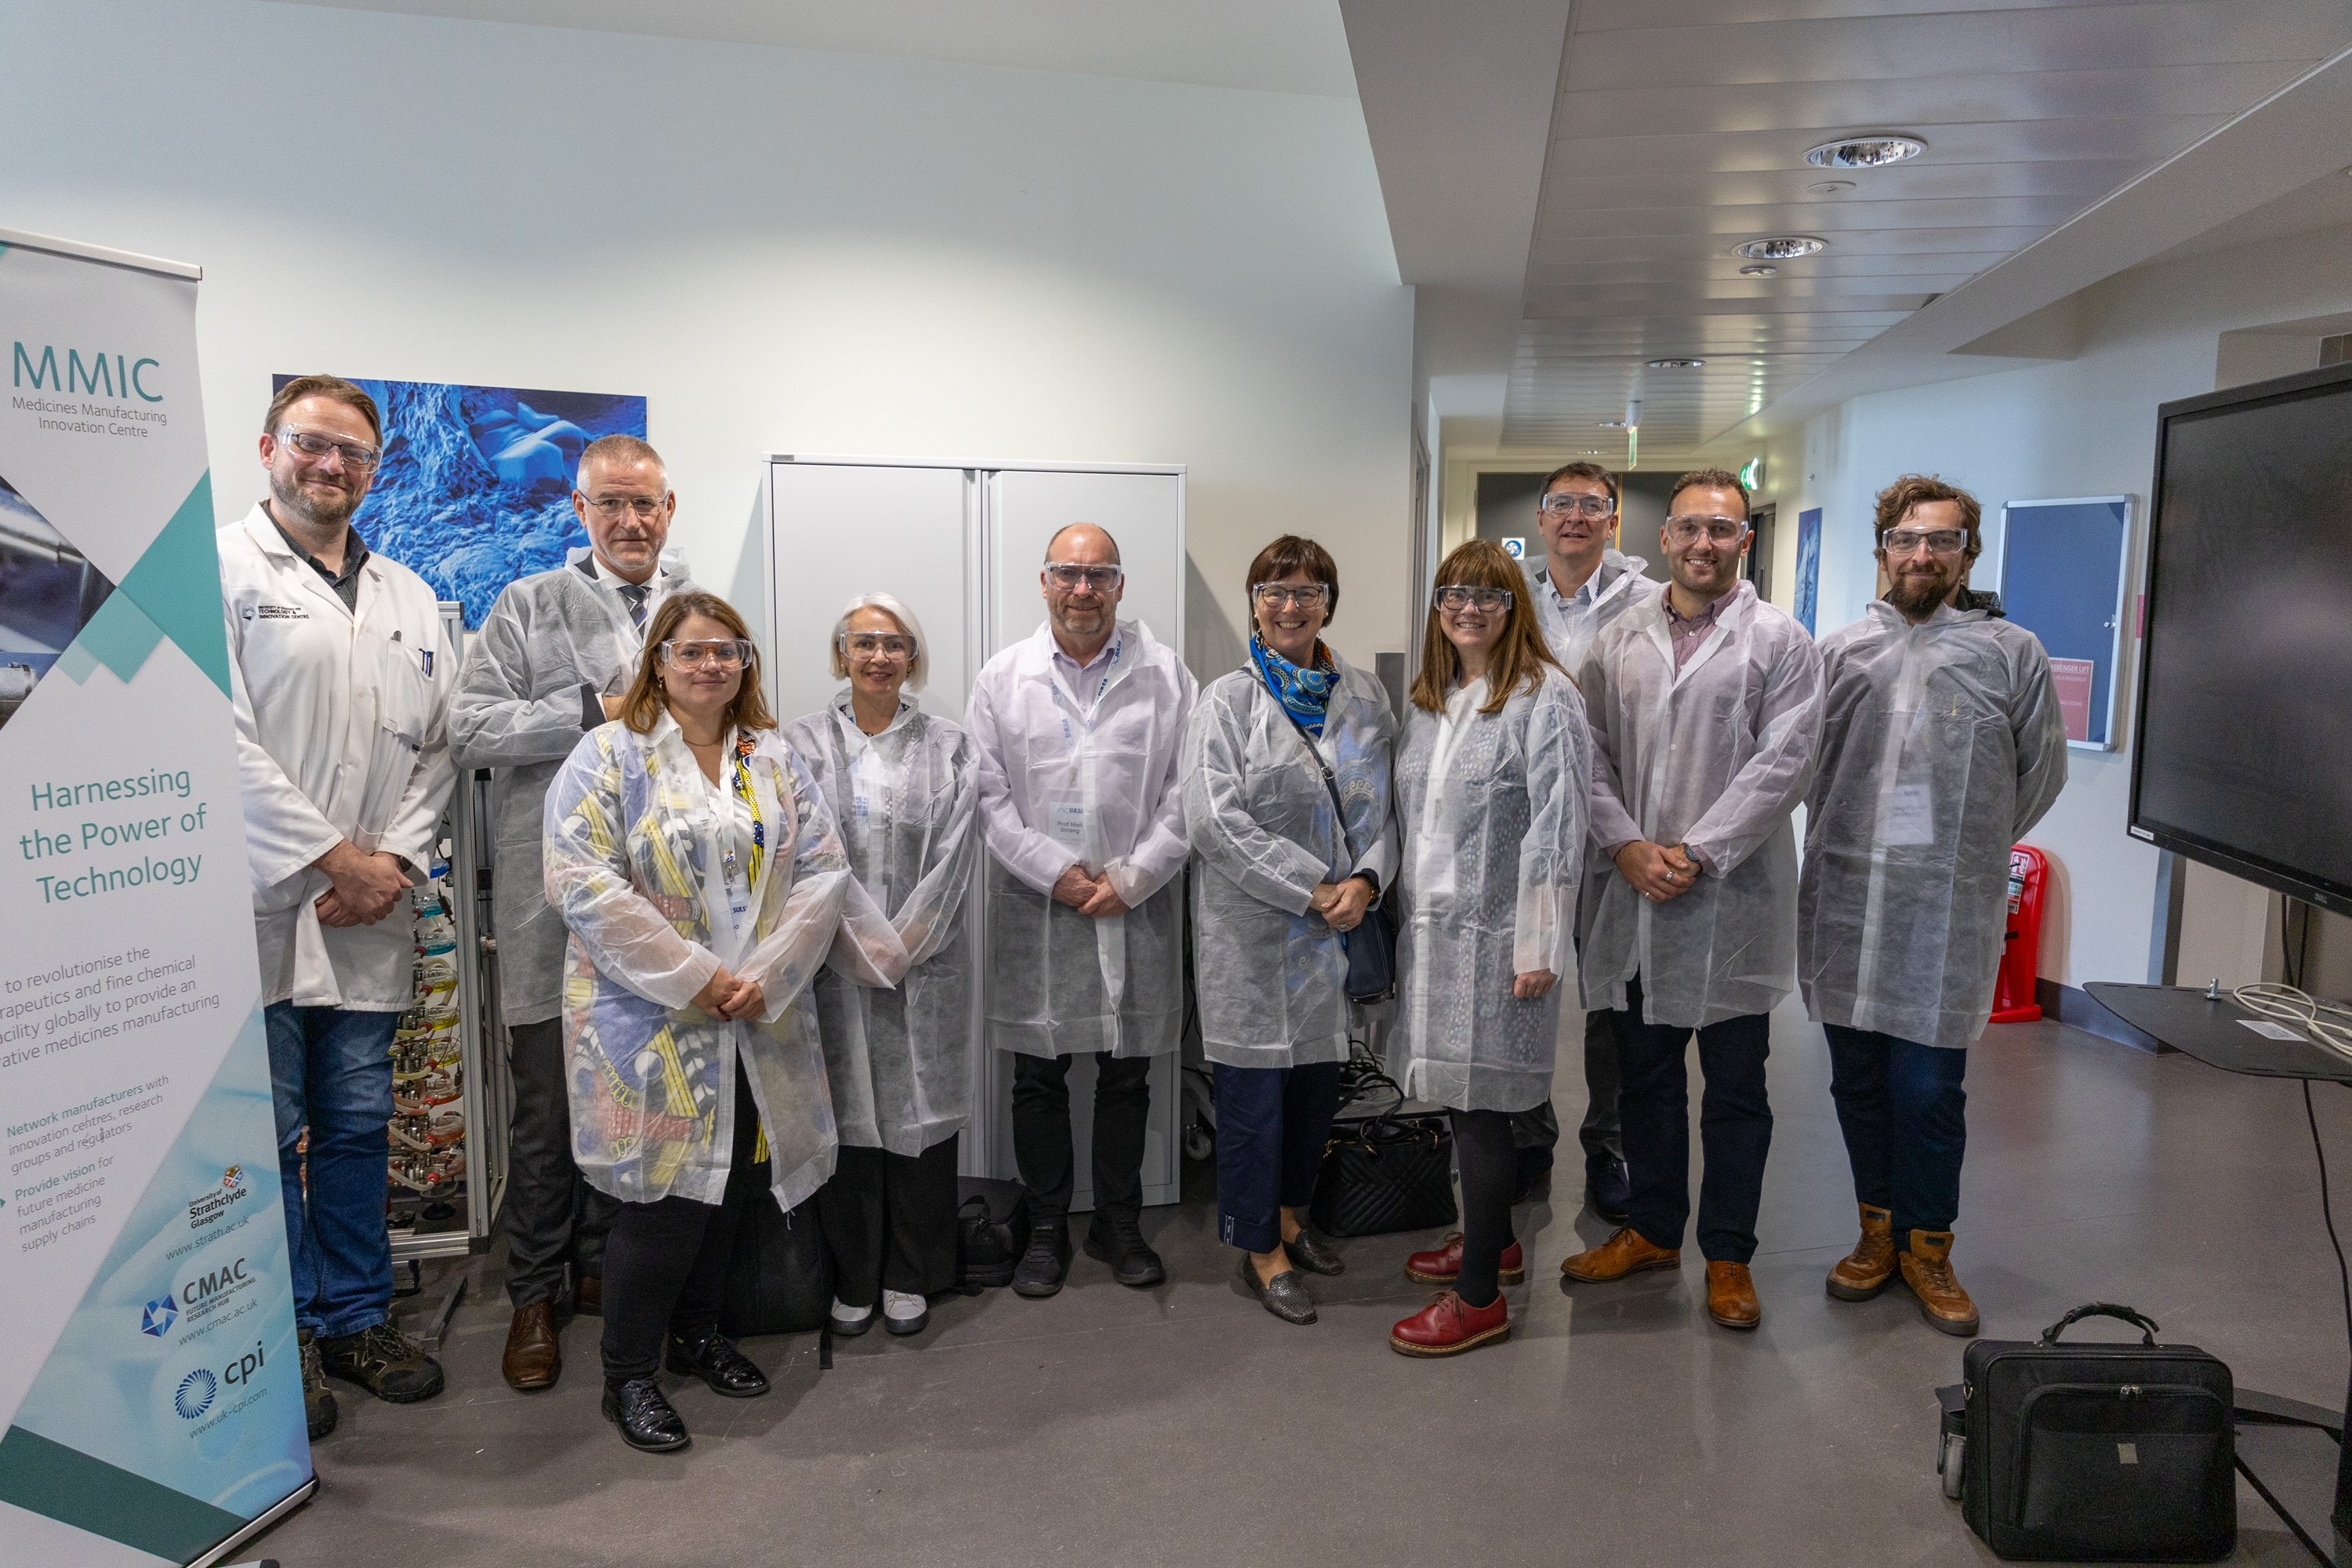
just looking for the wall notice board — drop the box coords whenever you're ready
[1998,495,2133,751]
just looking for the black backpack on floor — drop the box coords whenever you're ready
[717,1170,834,1338]
[1956,1302,2234,1562]
[956,1177,1032,1289]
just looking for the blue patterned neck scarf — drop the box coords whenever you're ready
[1250,633,1338,736]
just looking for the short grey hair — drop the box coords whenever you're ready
[829,593,930,691]
[576,434,668,492]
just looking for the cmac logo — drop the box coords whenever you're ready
[174,1368,216,1420]
[10,342,162,401]
[183,1257,249,1305]
[141,1294,179,1337]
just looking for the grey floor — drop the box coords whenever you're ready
[260,1005,2352,1567]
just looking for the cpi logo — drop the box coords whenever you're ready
[174,1368,216,1420]
[141,1294,179,1337]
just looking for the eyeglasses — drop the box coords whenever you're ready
[843,633,916,659]
[1434,585,1515,613]
[1880,528,1969,556]
[1044,563,1124,593]
[1252,583,1330,609]
[277,427,382,472]
[582,494,668,521]
[1539,493,1616,520]
[659,639,752,670]
[1664,515,1750,546]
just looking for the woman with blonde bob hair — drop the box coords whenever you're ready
[545,590,851,1452]
[1387,539,1591,1358]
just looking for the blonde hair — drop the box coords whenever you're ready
[827,593,930,691]
[1410,539,1564,715]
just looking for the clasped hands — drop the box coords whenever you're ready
[313,840,412,928]
[1616,840,1700,904]
[691,965,768,1022]
[1051,863,1131,919]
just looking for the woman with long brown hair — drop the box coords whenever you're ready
[1387,539,1590,1358]
[544,591,850,1451]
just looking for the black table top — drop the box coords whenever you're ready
[2085,982,2352,1083]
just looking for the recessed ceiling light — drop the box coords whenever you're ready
[1736,236,1827,261]
[1739,263,1780,277]
[1806,134,1926,169]
[1595,419,1628,429]
[1583,449,1604,456]
[1646,358,1705,369]
[1807,180,1855,196]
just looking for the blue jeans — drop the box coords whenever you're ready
[267,1002,398,1338]
[1213,1061,1342,1254]
[1824,1025,1968,1245]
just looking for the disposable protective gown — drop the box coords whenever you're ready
[786,695,981,1156]
[1392,667,1590,1112]
[1798,601,2068,1050]
[1522,548,1656,671]
[967,620,1196,1059]
[543,715,850,1210]
[1580,581,1824,1029]
[450,548,693,1025]
[1181,658,1399,1069]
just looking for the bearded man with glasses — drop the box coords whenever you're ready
[450,434,695,1391]
[1798,476,2066,1338]
[1560,466,1823,1334]
[221,376,458,1435]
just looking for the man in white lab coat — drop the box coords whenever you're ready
[967,524,1196,1298]
[221,376,457,1438]
[1515,460,1658,1221]
[450,434,691,1391]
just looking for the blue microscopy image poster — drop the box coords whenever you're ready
[270,376,647,627]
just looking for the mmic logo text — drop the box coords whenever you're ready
[12,342,162,401]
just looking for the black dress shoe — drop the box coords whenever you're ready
[603,1377,690,1452]
[663,1333,769,1398]
[1283,1229,1345,1276]
[1012,1223,1071,1298]
[1083,1221,1167,1288]
[1240,1253,1317,1325]
[1586,1152,1632,1225]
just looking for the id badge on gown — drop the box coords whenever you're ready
[1883,782,1939,848]
[1048,796,1088,854]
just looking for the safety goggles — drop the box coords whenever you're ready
[842,633,916,659]
[1252,583,1330,610]
[1044,562,1124,593]
[1880,528,1969,556]
[1434,585,1515,613]
[659,639,753,670]
[1664,514,1751,546]
[582,494,669,521]
[278,426,382,472]
[1539,493,1616,519]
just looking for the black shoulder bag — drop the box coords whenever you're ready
[1274,703,1396,1004]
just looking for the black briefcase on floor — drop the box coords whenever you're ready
[718,1169,834,1338]
[1955,1302,2235,1562]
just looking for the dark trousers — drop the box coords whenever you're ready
[1824,1025,1968,1246]
[1011,1051,1152,1232]
[504,1017,619,1308]
[1450,1108,1519,1310]
[1578,1010,1623,1163]
[600,1069,760,1387]
[818,1135,963,1305]
[1613,975,1773,1264]
[1212,1061,1342,1254]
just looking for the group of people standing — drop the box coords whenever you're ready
[230,374,2067,1459]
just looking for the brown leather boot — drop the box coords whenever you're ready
[503,1301,562,1392]
[1705,1261,1762,1330]
[1899,1230,1980,1338]
[1560,1226,1681,1283]
[1826,1203,1896,1301]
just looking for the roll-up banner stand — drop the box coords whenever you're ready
[0,230,312,1564]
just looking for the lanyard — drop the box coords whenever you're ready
[724,733,767,891]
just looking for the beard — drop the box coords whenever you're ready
[1886,559,1962,618]
[269,467,361,532]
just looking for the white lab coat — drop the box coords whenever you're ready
[1523,548,1656,672]
[1579,580,1824,1030]
[1799,601,2069,1050]
[220,504,457,1011]
[448,547,693,1025]
[967,619,1196,1059]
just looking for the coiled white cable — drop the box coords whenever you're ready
[2234,982,2352,1062]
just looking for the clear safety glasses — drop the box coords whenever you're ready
[1539,493,1616,520]
[1252,583,1330,610]
[583,494,669,521]
[1664,514,1751,546]
[278,426,382,472]
[1044,563,1124,593]
[1881,528,1969,556]
[843,633,916,660]
[1434,585,1515,614]
[659,638,753,670]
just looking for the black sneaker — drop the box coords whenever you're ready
[299,1327,338,1439]
[1083,1219,1167,1288]
[1011,1223,1070,1298]
[321,1323,446,1404]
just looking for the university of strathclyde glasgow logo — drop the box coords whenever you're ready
[141,1294,179,1337]
[220,1166,244,1191]
[175,1368,216,1420]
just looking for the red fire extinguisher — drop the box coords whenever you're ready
[1990,844,2049,1024]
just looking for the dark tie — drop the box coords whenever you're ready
[619,583,648,631]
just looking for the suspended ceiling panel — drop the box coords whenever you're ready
[1501,0,2352,456]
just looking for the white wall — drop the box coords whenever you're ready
[0,0,1412,670]
[1749,220,2352,988]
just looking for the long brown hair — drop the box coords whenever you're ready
[1410,539,1563,714]
[618,591,779,735]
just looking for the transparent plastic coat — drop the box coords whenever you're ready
[967,620,1196,1059]
[1799,601,2068,1050]
[543,715,851,1210]
[449,550,693,1025]
[1392,667,1590,1112]
[785,696,981,1156]
[1579,581,1825,1029]
[1181,657,1399,1069]
[1523,548,1656,672]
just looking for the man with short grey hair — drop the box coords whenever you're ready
[450,433,693,1390]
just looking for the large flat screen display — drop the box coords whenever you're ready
[2132,361,2352,916]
